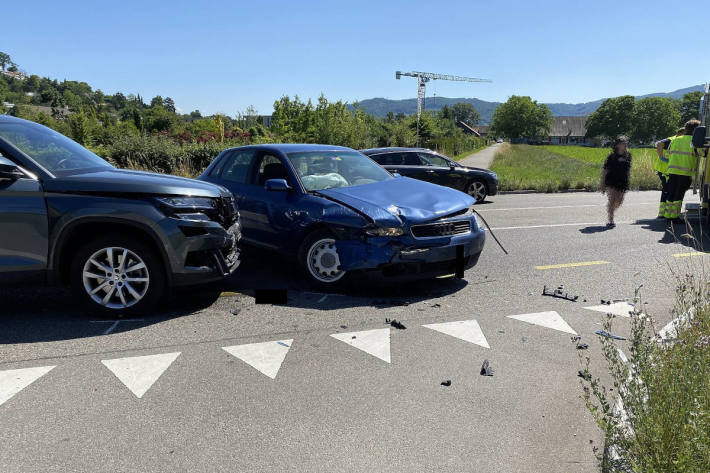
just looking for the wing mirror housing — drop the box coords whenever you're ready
[264,178,292,192]
[391,172,402,178]
[0,156,25,181]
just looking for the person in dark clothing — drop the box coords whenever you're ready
[600,136,632,227]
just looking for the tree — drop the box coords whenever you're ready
[490,95,552,140]
[150,95,164,108]
[631,97,681,143]
[585,95,635,140]
[679,91,703,124]
[0,52,13,71]
[163,97,176,113]
[451,102,480,126]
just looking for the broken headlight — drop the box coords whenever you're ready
[365,227,404,237]
[155,196,216,210]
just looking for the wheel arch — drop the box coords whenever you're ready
[50,217,172,287]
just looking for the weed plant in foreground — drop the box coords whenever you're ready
[579,280,710,473]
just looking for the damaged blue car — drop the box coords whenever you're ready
[199,144,485,288]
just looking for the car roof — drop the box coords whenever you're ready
[0,114,37,125]
[222,143,356,154]
[360,147,433,155]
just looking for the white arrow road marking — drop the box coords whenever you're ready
[422,320,490,349]
[101,352,180,398]
[584,302,634,318]
[222,339,293,379]
[507,311,578,335]
[331,328,391,363]
[0,366,55,407]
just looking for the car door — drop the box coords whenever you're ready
[230,151,299,250]
[417,152,466,190]
[0,153,49,283]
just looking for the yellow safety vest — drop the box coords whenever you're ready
[667,135,697,177]
[653,135,675,174]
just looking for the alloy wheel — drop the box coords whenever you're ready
[306,238,345,283]
[82,246,150,310]
[468,181,487,202]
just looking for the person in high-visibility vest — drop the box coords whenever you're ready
[664,119,701,223]
[654,128,684,218]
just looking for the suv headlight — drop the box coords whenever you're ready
[365,227,404,237]
[155,196,216,209]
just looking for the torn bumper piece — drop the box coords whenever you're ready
[335,228,485,280]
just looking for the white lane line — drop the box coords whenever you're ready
[222,340,293,379]
[101,352,181,398]
[0,366,55,407]
[507,311,578,335]
[331,328,391,363]
[422,319,490,349]
[584,302,634,318]
[492,221,631,230]
[479,203,655,212]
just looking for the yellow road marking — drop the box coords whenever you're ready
[220,291,241,297]
[672,252,710,258]
[535,260,610,270]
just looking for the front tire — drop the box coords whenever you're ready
[69,235,166,316]
[466,179,488,203]
[298,229,347,290]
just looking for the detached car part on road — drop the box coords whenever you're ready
[199,144,485,288]
[360,147,498,203]
[0,115,240,314]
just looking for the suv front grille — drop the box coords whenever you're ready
[214,196,238,227]
[411,220,470,238]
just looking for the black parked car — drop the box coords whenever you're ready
[0,115,240,314]
[360,147,498,203]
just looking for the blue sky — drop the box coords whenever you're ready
[3,0,708,115]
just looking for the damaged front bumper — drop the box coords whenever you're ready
[335,219,485,280]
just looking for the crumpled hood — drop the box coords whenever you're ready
[317,177,474,226]
[45,168,228,198]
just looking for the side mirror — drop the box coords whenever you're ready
[391,172,402,178]
[264,178,292,192]
[449,162,456,169]
[0,156,25,181]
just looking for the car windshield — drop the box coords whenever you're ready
[286,150,393,191]
[0,121,113,176]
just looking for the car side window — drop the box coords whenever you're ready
[402,152,424,166]
[371,153,399,166]
[253,154,290,186]
[217,150,257,184]
[418,153,449,167]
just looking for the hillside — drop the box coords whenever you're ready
[351,84,705,124]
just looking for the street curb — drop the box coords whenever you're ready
[498,189,593,195]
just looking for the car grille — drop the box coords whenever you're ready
[411,220,470,238]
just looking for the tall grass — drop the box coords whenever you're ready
[490,144,661,192]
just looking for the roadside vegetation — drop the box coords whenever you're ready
[579,277,710,472]
[0,52,485,176]
[491,144,659,192]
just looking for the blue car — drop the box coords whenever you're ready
[199,144,485,288]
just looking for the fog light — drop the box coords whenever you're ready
[366,227,404,237]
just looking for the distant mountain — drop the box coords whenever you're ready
[350,84,705,124]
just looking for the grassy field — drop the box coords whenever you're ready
[490,144,660,192]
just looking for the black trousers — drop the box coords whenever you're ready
[658,172,669,200]
[667,174,692,202]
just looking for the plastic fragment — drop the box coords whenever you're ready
[440,380,451,387]
[595,329,626,340]
[480,359,494,376]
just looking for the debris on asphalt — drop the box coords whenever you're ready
[571,335,588,349]
[230,306,241,315]
[577,370,592,381]
[542,285,579,302]
[521,336,526,343]
[498,330,505,334]
[387,319,406,330]
[576,342,589,350]
[351,336,356,339]
[440,380,451,387]
[595,329,627,340]
[430,303,441,308]
[340,325,347,329]
[254,289,288,305]
[480,359,494,376]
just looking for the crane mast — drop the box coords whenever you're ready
[396,70,491,145]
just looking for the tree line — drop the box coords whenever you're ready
[0,52,485,176]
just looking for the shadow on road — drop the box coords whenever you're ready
[633,216,710,250]
[0,246,469,345]
[579,225,614,234]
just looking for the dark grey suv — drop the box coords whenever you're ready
[0,115,240,314]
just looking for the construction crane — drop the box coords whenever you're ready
[395,71,491,144]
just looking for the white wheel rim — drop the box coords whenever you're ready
[82,246,150,309]
[468,181,486,201]
[307,238,345,283]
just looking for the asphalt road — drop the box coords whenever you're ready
[458,142,502,168]
[1,190,707,473]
